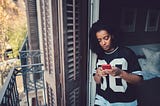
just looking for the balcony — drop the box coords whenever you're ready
[0,36,47,106]
[0,68,20,106]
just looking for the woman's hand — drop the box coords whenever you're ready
[96,67,108,77]
[94,67,108,84]
[104,66,122,76]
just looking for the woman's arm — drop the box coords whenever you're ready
[106,67,143,84]
[93,72,102,84]
[94,66,143,84]
[119,70,142,84]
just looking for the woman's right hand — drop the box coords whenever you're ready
[96,67,108,77]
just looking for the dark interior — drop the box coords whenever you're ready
[99,0,160,46]
[99,0,160,106]
[137,78,160,106]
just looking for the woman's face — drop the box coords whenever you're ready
[96,30,114,52]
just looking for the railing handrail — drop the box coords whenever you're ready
[21,63,43,68]
[19,50,41,53]
[0,68,15,103]
[19,33,28,52]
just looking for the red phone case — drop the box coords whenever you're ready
[102,64,111,70]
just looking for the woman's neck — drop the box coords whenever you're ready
[105,46,119,54]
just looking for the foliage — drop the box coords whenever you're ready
[0,0,27,59]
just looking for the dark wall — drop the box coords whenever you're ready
[99,0,160,46]
[137,78,160,106]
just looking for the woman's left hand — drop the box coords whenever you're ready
[105,66,122,76]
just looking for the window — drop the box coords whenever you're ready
[120,8,137,32]
[145,9,160,32]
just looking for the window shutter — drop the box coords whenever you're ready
[63,0,81,105]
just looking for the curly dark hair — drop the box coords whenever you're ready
[89,20,120,55]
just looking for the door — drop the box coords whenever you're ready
[58,0,88,105]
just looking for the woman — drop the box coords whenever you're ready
[89,20,143,106]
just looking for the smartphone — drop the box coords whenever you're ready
[101,64,111,70]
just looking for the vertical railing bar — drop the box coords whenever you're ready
[0,68,14,102]
[0,68,20,105]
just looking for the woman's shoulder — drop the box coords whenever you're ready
[118,46,136,55]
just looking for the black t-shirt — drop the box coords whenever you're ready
[95,46,141,103]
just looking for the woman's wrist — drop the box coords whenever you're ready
[94,72,102,84]
[114,68,122,76]
[119,70,126,78]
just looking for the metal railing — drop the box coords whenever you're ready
[0,68,20,106]
[18,35,46,106]
[0,35,47,106]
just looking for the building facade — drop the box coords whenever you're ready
[24,0,160,106]
[25,0,88,106]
